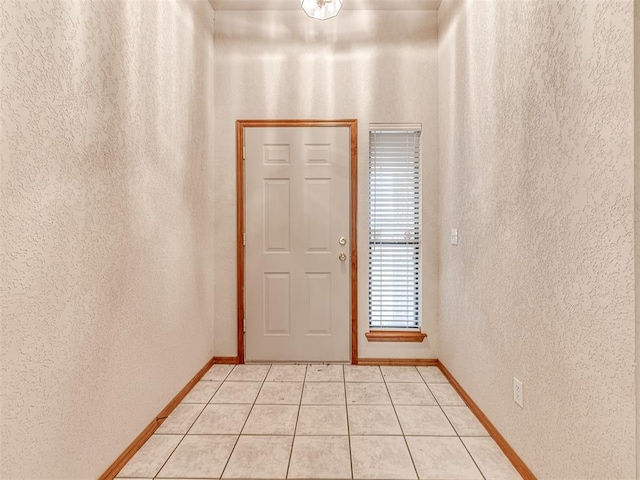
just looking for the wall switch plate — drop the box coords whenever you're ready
[451,229,458,245]
[513,377,524,407]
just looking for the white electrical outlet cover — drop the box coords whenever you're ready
[513,377,523,408]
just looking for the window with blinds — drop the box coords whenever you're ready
[368,125,422,330]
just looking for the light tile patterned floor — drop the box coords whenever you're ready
[116,364,522,480]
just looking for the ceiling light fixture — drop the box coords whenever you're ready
[301,0,343,20]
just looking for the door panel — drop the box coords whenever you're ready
[306,273,332,335]
[264,179,290,252]
[245,126,350,362]
[305,178,332,252]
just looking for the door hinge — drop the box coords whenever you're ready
[243,232,246,246]
[242,145,246,160]
[243,318,246,333]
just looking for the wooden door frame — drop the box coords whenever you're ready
[236,119,358,365]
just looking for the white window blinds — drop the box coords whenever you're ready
[368,125,422,330]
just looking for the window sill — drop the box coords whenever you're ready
[365,331,427,343]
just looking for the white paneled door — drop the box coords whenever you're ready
[245,126,351,362]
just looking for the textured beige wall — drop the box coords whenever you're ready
[0,1,215,479]
[438,1,635,478]
[213,10,439,359]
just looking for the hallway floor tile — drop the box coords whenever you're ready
[116,364,522,480]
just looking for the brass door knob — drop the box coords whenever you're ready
[338,252,347,261]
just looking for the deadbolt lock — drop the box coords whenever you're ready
[338,236,347,245]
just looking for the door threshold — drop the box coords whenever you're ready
[244,360,351,365]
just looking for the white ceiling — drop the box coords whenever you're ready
[208,0,441,11]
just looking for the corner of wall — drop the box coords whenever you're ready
[635,0,639,475]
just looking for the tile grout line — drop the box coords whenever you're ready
[150,365,233,480]
[420,370,487,480]
[149,438,186,480]
[182,365,233,436]
[458,436,489,480]
[150,385,221,477]
[381,366,420,480]
[219,364,273,479]
[284,364,307,479]
[344,364,354,480]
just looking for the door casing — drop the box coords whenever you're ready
[236,119,358,364]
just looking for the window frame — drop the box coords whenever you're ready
[366,124,426,343]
